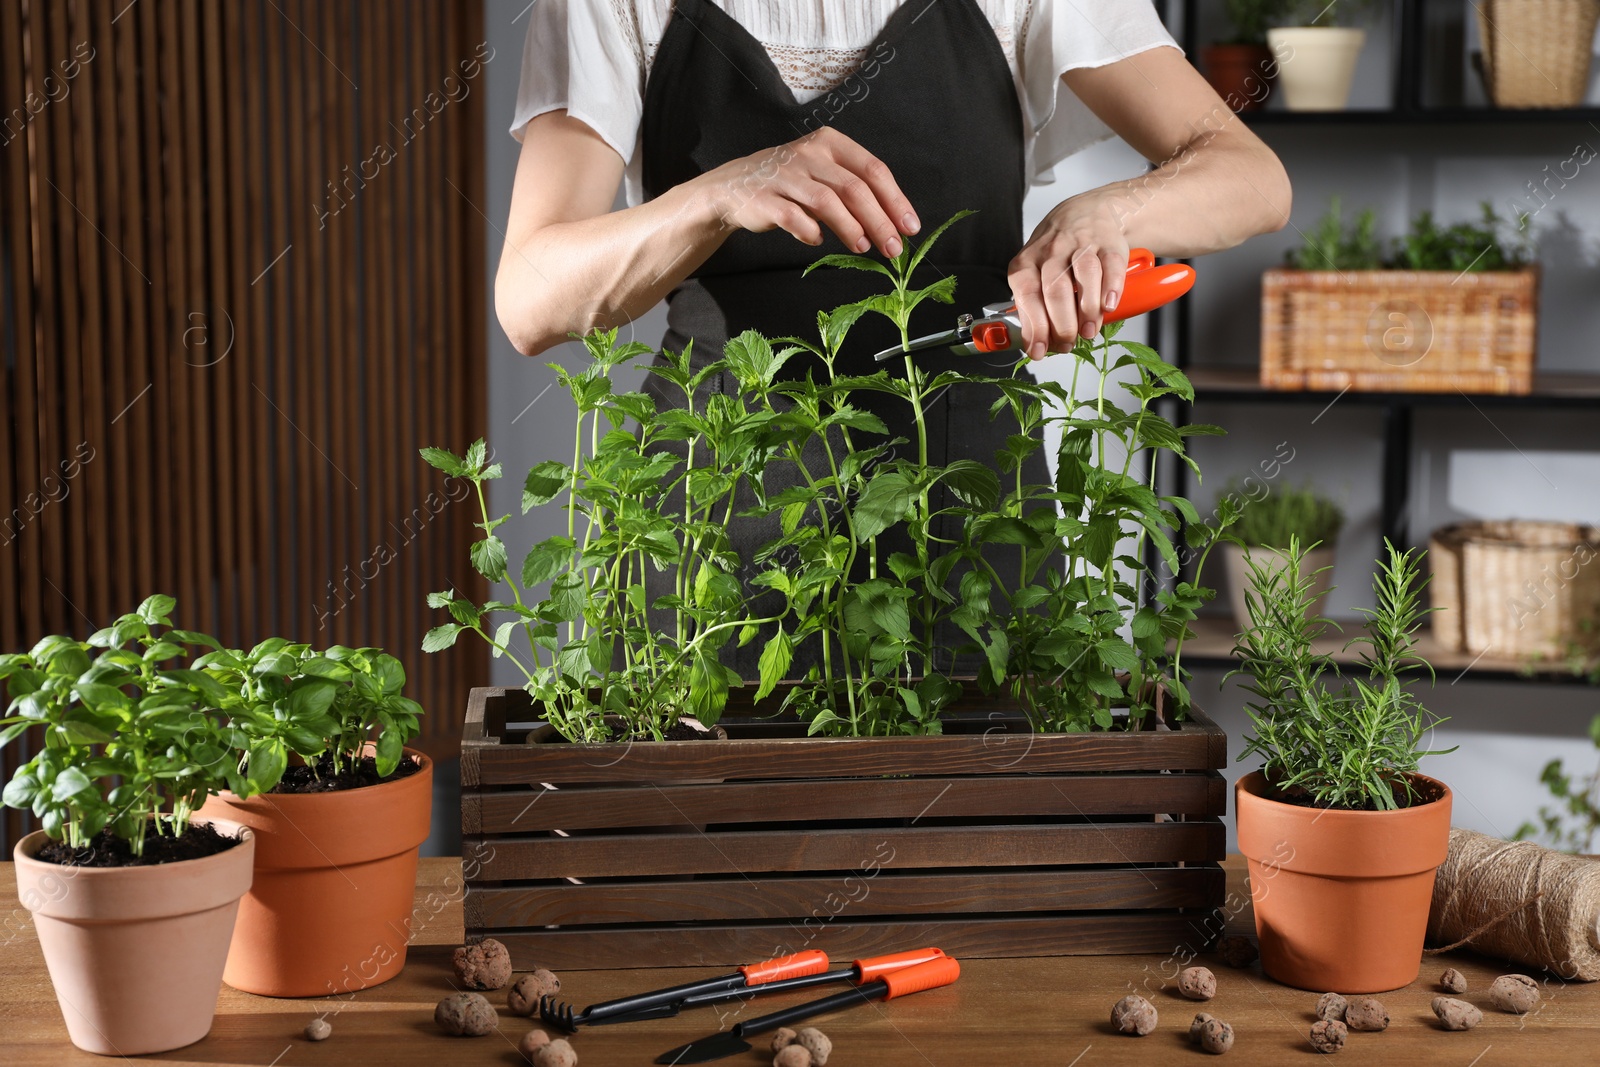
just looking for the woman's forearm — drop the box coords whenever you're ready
[496,176,730,357]
[1093,129,1291,258]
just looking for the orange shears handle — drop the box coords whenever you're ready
[882,956,961,999]
[740,949,830,985]
[853,947,947,981]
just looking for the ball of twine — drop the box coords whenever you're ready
[1427,827,1600,981]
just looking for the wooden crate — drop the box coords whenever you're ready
[460,686,1228,969]
[1261,267,1538,394]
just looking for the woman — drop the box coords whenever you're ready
[498,0,1289,675]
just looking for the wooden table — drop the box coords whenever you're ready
[4,857,1596,1065]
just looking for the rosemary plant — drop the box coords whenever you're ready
[1229,538,1453,810]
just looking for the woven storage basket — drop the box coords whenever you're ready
[1428,520,1600,658]
[1476,0,1600,108]
[1260,268,1538,394]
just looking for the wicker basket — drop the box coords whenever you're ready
[1260,268,1539,394]
[1428,520,1600,658]
[1476,0,1600,109]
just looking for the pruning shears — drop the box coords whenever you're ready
[871,248,1196,363]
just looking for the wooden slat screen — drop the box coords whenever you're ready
[0,0,489,851]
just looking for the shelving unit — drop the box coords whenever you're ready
[1150,0,1600,682]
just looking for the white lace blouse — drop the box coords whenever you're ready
[512,0,1180,204]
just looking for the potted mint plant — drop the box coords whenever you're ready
[1268,0,1376,110]
[1,596,255,1055]
[195,641,431,997]
[422,214,1243,968]
[1203,0,1286,111]
[1230,539,1455,993]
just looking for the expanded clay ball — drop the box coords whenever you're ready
[773,1047,811,1067]
[1314,992,1348,1022]
[1489,974,1540,1014]
[796,1027,832,1066]
[1216,936,1259,968]
[770,1027,799,1052]
[1111,994,1158,1036]
[1179,966,1217,1001]
[530,1037,578,1067]
[1200,1018,1235,1055]
[508,970,562,1015]
[1189,1012,1215,1044]
[1432,997,1483,1031]
[452,938,513,991]
[519,1028,552,1060]
[435,992,497,1036]
[1438,968,1468,994]
[304,1018,332,1041]
[1308,1019,1347,1054]
[1345,998,1389,1032]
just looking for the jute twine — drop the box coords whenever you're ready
[1426,827,1600,980]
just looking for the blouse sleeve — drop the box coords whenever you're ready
[509,0,643,166]
[1021,0,1182,182]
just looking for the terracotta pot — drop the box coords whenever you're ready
[1217,542,1336,634]
[196,749,432,997]
[1236,771,1452,992]
[1268,27,1367,110]
[1202,43,1277,112]
[13,822,255,1056]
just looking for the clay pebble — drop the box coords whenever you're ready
[435,992,497,1036]
[530,1036,578,1067]
[508,969,562,1015]
[519,1028,552,1059]
[1432,997,1483,1031]
[1314,992,1348,1022]
[1199,1017,1235,1055]
[1189,1012,1215,1044]
[771,1027,799,1052]
[452,938,513,991]
[796,1027,832,1066]
[1215,936,1259,968]
[1345,997,1389,1032]
[304,1018,332,1041]
[773,1046,811,1067]
[1179,966,1217,1001]
[1488,974,1540,1014]
[1309,1018,1347,1054]
[1111,994,1158,1036]
[1438,968,1468,994]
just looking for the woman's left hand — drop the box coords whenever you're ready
[1006,192,1129,361]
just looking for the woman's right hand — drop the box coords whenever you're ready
[697,127,921,258]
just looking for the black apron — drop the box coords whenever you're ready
[639,0,1048,679]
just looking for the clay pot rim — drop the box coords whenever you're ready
[208,746,433,809]
[1237,768,1450,818]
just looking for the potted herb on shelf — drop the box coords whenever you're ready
[423,214,1241,968]
[1263,198,1538,394]
[196,640,431,997]
[1267,0,1375,110]
[1230,539,1455,993]
[1202,0,1286,112]
[0,596,255,1055]
[1216,479,1344,631]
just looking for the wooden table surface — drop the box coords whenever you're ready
[3,857,1596,1065]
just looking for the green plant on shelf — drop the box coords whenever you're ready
[0,596,240,856]
[195,641,424,792]
[1288,197,1532,272]
[1228,538,1455,809]
[1228,478,1344,550]
[1512,713,1600,854]
[422,211,1235,739]
[1274,0,1379,28]
[1219,0,1288,44]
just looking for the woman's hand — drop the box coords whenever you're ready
[697,126,921,258]
[1007,192,1129,361]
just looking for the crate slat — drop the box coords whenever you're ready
[471,821,1223,880]
[485,912,1224,969]
[465,866,1225,928]
[464,773,1226,833]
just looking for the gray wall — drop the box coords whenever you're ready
[482,0,1600,851]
